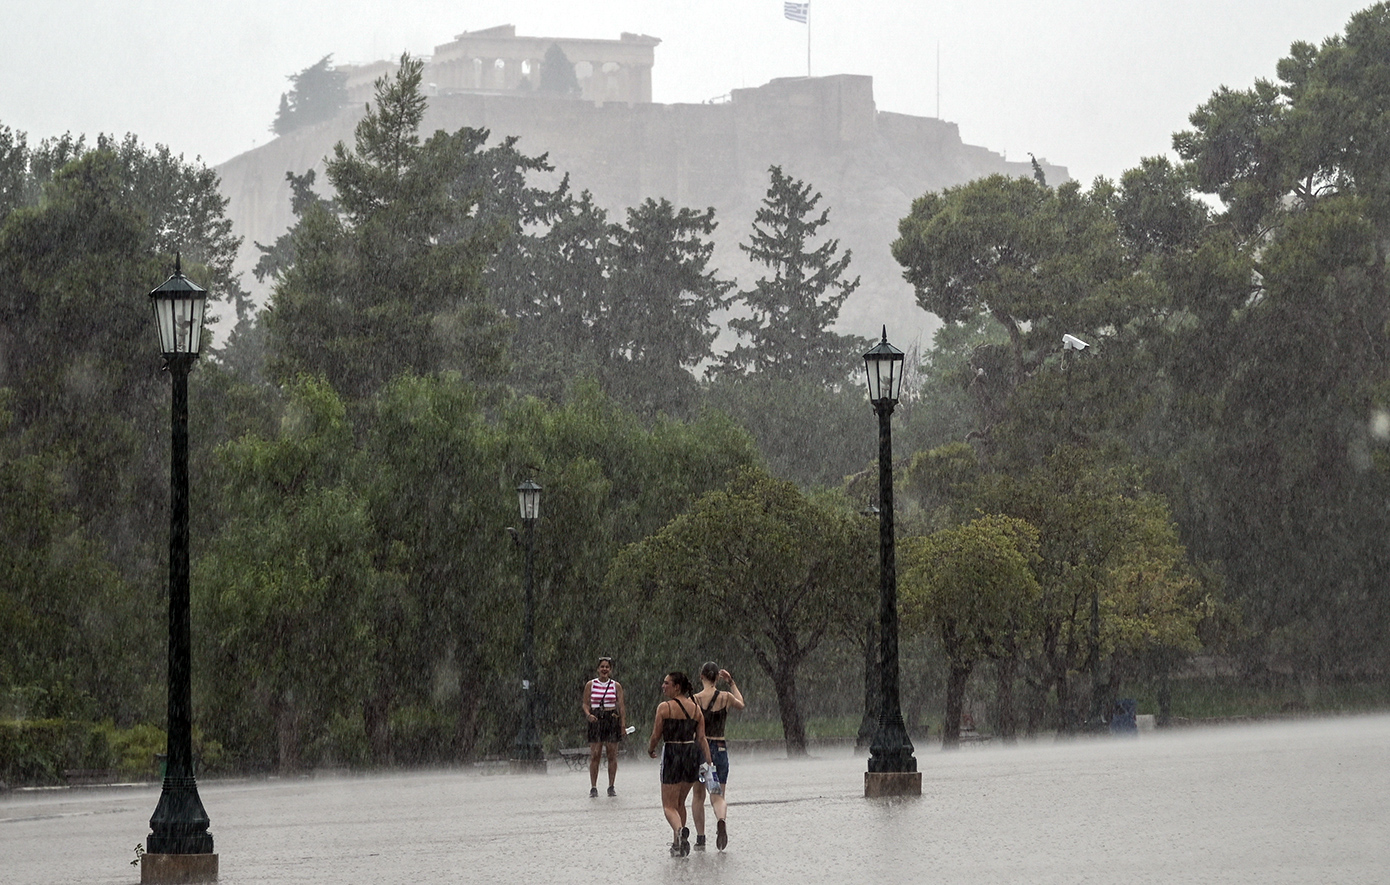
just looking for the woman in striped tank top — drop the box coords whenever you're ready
[583,656,627,797]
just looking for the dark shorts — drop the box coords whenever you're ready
[707,740,730,786]
[660,742,700,785]
[587,711,621,744]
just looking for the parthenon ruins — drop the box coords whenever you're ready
[339,25,660,105]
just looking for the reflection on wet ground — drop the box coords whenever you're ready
[4,715,1388,884]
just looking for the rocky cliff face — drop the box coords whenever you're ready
[216,74,1066,352]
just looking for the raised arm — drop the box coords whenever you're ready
[719,670,746,711]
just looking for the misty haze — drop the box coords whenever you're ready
[3,4,1390,884]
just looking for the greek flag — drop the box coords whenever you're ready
[784,2,809,23]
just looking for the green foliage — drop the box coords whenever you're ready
[0,138,241,730]
[0,719,98,783]
[719,166,865,386]
[1160,5,1390,673]
[272,55,349,137]
[608,468,873,753]
[537,44,580,97]
[901,514,1041,664]
[600,199,734,416]
[264,54,507,401]
[703,374,870,490]
[901,514,1041,743]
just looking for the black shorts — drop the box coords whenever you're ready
[660,742,700,785]
[587,710,622,744]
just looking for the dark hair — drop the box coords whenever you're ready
[700,661,719,683]
[598,656,613,665]
[667,671,694,696]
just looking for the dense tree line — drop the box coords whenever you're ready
[7,7,1390,778]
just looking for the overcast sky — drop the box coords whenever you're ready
[0,1,1372,184]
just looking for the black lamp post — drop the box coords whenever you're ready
[1063,333,1104,732]
[511,479,547,773]
[862,328,921,797]
[144,257,217,880]
[855,503,880,755]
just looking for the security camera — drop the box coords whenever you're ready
[1062,334,1090,351]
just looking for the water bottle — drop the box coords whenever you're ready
[700,762,722,795]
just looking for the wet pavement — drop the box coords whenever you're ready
[4,714,1388,884]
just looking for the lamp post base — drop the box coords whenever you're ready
[865,771,922,798]
[141,852,218,884]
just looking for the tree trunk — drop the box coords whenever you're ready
[273,694,301,773]
[452,645,483,760]
[363,690,393,765]
[993,655,1018,745]
[772,664,807,756]
[1054,666,1074,735]
[751,642,809,756]
[1157,663,1172,728]
[941,660,973,750]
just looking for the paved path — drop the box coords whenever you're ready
[3,714,1388,884]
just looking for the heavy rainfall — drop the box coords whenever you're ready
[4,2,1390,883]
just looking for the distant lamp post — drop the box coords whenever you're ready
[1062,333,1104,732]
[511,479,547,773]
[862,328,921,798]
[143,256,217,883]
[855,503,881,755]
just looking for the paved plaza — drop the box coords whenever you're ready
[3,714,1388,884]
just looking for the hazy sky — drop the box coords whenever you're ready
[0,1,1372,184]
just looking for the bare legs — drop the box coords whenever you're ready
[661,782,694,837]
[588,741,619,789]
[604,741,618,788]
[692,784,728,837]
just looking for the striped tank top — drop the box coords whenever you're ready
[590,679,618,710]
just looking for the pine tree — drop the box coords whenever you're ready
[718,166,864,386]
[264,54,507,399]
[272,55,349,136]
[537,44,581,97]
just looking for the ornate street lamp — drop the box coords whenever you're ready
[143,256,217,883]
[863,328,921,797]
[511,479,547,773]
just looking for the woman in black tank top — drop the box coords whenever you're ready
[690,661,745,851]
[646,671,711,856]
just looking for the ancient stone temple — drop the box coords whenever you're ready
[218,26,1066,346]
[339,25,660,105]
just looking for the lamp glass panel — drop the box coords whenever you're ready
[152,294,207,356]
[517,481,542,521]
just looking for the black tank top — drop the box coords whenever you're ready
[701,690,728,738]
[661,699,698,742]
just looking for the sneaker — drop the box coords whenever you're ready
[716,819,728,851]
[589,787,598,798]
[679,826,691,857]
[694,835,707,851]
[607,785,616,797]
[670,839,681,857]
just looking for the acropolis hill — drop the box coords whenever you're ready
[216,25,1067,347]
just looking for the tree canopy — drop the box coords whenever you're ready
[272,55,349,136]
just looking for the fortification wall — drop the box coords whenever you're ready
[216,74,1067,350]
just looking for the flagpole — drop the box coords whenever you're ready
[807,14,812,76]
